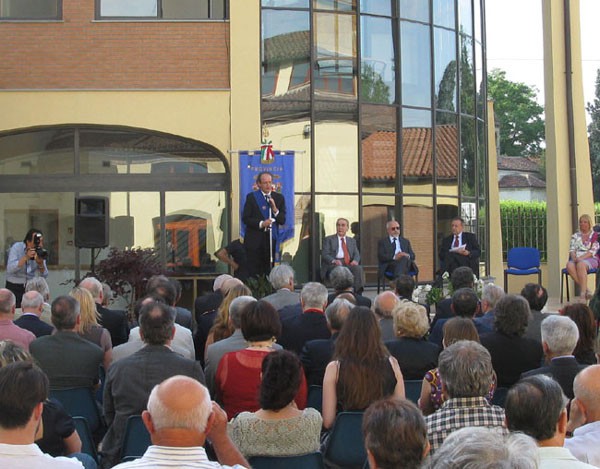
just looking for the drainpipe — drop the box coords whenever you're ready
[564,0,579,229]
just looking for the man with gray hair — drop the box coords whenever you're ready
[279,282,331,355]
[301,298,353,385]
[522,315,587,399]
[327,266,371,307]
[564,365,600,466]
[0,288,35,350]
[505,374,596,468]
[30,296,103,390]
[473,283,505,333]
[80,276,129,346]
[428,426,539,469]
[111,375,249,468]
[372,291,399,341]
[204,296,281,395]
[14,290,54,337]
[262,264,299,311]
[425,340,506,453]
[25,277,52,324]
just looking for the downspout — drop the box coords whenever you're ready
[564,0,579,228]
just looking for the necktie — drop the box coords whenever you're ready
[341,237,350,265]
[392,238,397,251]
[453,235,459,248]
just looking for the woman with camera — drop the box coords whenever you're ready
[6,228,48,307]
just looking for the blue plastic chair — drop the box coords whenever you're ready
[561,266,599,302]
[306,385,323,414]
[49,388,103,434]
[323,412,366,469]
[377,268,419,293]
[404,380,423,405]
[249,452,325,469]
[72,416,99,463]
[120,415,151,462]
[503,247,542,292]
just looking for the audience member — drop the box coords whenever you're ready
[215,300,306,420]
[169,278,194,330]
[228,351,321,458]
[204,283,252,356]
[279,282,331,355]
[430,266,474,328]
[521,283,549,343]
[394,274,431,321]
[101,301,205,468]
[429,288,486,347]
[326,266,371,307]
[30,296,103,390]
[321,218,364,293]
[480,294,543,387]
[0,361,87,468]
[69,287,112,371]
[80,277,129,347]
[145,275,193,330]
[425,340,505,453]
[565,365,600,466]
[322,307,404,430]
[112,375,249,469]
[262,264,300,311]
[426,427,538,469]
[0,341,84,461]
[561,303,598,365]
[194,274,232,320]
[112,296,191,362]
[14,291,54,338]
[372,291,399,342]
[300,298,352,386]
[473,283,505,333]
[522,315,586,399]
[0,288,35,350]
[385,300,440,380]
[25,277,52,324]
[505,374,596,468]
[101,283,113,307]
[363,398,429,469]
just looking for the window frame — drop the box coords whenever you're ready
[95,0,228,20]
[0,0,62,21]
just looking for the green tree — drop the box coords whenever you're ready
[487,68,545,156]
[587,68,600,202]
[361,63,391,104]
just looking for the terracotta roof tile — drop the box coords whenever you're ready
[497,156,541,172]
[499,174,546,189]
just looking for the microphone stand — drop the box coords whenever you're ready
[266,195,274,269]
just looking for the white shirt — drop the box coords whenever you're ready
[564,420,600,466]
[0,443,83,468]
[127,324,194,359]
[112,445,247,468]
[336,236,347,259]
[389,236,402,256]
[539,446,597,468]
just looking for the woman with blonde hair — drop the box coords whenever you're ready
[566,213,599,300]
[204,283,252,357]
[70,286,112,370]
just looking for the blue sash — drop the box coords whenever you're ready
[252,190,282,263]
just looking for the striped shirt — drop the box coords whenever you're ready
[426,396,507,453]
[112,446,248,469]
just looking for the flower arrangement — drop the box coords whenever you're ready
[412,272,489,305]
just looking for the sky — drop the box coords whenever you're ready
[486,0,600,117]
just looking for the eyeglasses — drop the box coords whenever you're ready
[390,226,400,230]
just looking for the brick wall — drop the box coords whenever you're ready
[0,0,230,89]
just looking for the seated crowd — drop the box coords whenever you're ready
[0,262,599,469]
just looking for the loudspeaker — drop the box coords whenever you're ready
[75,196,109,248]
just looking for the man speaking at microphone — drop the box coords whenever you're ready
[242,171,286,278]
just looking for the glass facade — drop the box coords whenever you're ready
[261,0,487,282]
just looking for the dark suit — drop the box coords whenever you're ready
[242,190,286,277]
[480,331,544,387]
[428,318,489,348]
[521,356,587,399]
[327,291,371,308]
[385,338,440,380]
[14,313,54,338]
[321,234,364,292]
[377,236,416,279]
[101,345,204,467]
[301,333,338,386]
[279,309,331,355]
[439,231,481,276]
[430,298,453,330]
[194,290,223,322]
[96,303,129,347]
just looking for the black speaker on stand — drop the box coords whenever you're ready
[75,196,109,274]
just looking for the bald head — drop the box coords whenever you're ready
[573,365,600,422]
[0,289,16,316]
[373,291,399,319]
[21,291,44,314]
[144,376,212,445]
[221,278,243,295]
[79,277,103,302]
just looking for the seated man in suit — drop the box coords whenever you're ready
[377,220,416,282]
[439,217,480,277]
[321,218,364,293]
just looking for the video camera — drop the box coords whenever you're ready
[33,233,48,260]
